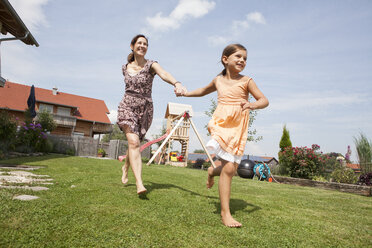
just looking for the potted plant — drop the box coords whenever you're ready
[97,148,106,157]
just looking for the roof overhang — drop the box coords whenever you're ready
[0,0,39,47]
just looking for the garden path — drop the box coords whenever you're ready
[0,164,52,201]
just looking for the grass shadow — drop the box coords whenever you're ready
[213,199,261,215]
[145,181,218,200]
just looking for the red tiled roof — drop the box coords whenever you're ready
[346,163,360,170]
[0,81,111,124]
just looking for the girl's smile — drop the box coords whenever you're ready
[224,49,247,73]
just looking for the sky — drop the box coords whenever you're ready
[2,0,372,162]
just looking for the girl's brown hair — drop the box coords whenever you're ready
[127,34,149,63]
[220,43,247,75]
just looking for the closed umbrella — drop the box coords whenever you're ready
[27,85,36,118]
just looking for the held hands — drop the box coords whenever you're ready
[174,82,188,97]
[240,100,256,111]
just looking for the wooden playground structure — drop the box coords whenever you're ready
[147,102,216,168]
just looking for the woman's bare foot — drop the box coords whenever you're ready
[137,186,147,195]
[206,166,214,189]
[121,165,128,184]
[221,214,242,228]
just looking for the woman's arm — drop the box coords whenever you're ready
[184,78,217,97]
[241,78,269,111]
[151,62,186,95]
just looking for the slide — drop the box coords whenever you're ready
[118,131,169,162]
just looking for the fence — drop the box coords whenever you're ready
[47,134,99,157]
[47,135,152,159]
[107,140,151,160]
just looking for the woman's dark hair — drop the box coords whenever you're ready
[220,43,247,75]
[127,34,149,63]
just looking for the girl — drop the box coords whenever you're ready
[117,34,186,195]
[183,44,269,227]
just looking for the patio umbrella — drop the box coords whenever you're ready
[27,85,36,118]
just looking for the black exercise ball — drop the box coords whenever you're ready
[237,159,256,179]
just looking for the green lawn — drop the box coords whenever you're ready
[0,155,371,247]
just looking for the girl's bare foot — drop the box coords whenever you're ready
[121,165,128,184]
[221,214,242,228]
[206,166,214,189]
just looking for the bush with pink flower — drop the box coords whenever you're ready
[279,144,331,179]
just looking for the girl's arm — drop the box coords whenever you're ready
[151,62,186,96]
[241,78,269,111]
[184,78,217,97]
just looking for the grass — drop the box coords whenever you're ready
[0,155,371,247]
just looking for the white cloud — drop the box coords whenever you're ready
[207,35,232,46]
[144,0,215,33]
[247,12,266,24]
[9,0,49,32]
[208,11,266,46]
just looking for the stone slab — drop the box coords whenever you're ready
[0,185,49,191]
[13,195,39,201]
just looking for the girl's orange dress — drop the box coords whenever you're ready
[207,75,251,164]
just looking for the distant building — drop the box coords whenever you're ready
[0,81,112,137]
[187,153,278,168]
[346,163,361,173]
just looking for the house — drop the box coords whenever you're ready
[0,81,112,137]
[346,163,361,173]
[242,155,279,168]
[0,0,39,87]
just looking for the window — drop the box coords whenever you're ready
[57,107,71,116]
[73,132,84,137]
[39,103,53,113]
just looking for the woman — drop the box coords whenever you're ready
[117,34,186,195]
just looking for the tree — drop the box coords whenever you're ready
[204,98,262,142]
[279,125,292,151]
[101,124,126,142]
[278,125,293,175]
[36,110,57,132]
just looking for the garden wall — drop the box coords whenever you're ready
[273,175,371,197]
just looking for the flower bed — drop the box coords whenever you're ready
[273,175,372,197]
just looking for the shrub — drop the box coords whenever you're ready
[358,172,372,186]
[279,144,330,179]
[141,157,149,163]
[16,122,49,153]
[312,175,328,182]
[36,110,57,132]
[331,168,358,184]
[0,110,17,151]
[66,148,75,156]
[98,148,106,157]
